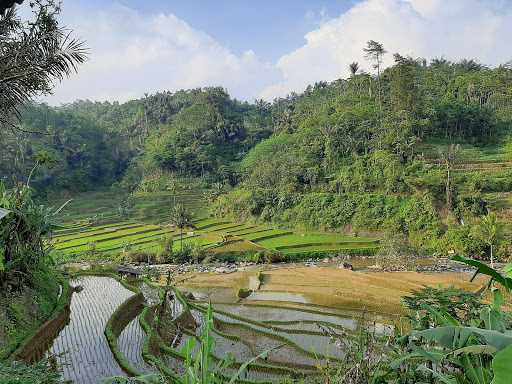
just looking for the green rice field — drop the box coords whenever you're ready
[49,189,380,262]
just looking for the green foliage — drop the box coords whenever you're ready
[169,242,206,264]
[0,182,62,285]
[473,213,503,265]
[0,360,62,384]
[0,265,61,359]
[0,0,86,131]
[403,287,485,329]
[390,259,512,384]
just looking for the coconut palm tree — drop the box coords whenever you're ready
[349,62,359,76]
[478,212,502,268]
[170,204,193,252]
[363,40,386,108]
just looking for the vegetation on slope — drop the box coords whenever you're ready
[211,50,512,260]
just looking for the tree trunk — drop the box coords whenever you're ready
[446,166,451,209]
[490,244,494,269]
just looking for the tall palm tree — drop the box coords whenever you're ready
[363,40,386,109]
[170,204,193,252]
[438,144,460,210]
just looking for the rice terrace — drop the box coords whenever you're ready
[3,0,512,383]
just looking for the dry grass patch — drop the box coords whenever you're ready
[184,267,485,314]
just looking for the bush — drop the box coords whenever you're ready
[168,242,206,264]
[402,287,485,329]
[0,360,62,384]
[435,224,487,258]
[124,251,157,264]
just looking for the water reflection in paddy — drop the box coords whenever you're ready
[46,276,134,384]
[213,303,359,330]
[118,316,155,374]
[246,291,310,304]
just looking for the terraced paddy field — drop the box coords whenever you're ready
[19,265,487,384]
[50,189,380,262]
[178,267,485,314]
[45,276,134,384]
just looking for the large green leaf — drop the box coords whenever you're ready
[452,345,497,356]
[414,326,472,349]
[452,255,512,290]
[492,344,512,384]
[415,326,512,351]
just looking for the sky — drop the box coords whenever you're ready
[20,0,512,105]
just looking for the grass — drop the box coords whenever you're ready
[241,230,292,242]
[52,213,381,262]
[257,233,377,249]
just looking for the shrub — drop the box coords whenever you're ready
[0,360,63,384]
[124,251,157,264]
[402,287,485,329]
[261,250,284,263]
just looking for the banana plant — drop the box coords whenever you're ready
[392,256,512,384]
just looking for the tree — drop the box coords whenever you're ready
[0,182,67,287]
[390,54,422,115]
[26,150,56,186]
[363,40,387,108]
[0,0,87,132]
[349,62,359,76]
[170,204,193,252]
[438,144,460,210]
[476,212,503,268]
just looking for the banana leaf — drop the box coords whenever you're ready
[414,326,512,351]
[452,255,512,290]
[492,344,512,384]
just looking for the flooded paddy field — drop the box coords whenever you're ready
[17,262,485,383]
[46,276,135,383]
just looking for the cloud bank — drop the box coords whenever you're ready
[259,0,512,99]
[44,0,512,104]
[46,3,279,104]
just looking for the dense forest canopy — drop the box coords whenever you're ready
[1,87,272,193]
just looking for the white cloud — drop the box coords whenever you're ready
[44,3,279,104]
[38,0,512,104]
[259,0,512,100]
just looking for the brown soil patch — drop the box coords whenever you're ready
[183,267,485,314]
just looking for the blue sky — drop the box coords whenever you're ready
[79,0,357,61]
[27,0,512,104]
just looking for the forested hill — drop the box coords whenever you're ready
[1,87,272,194]
[212,57,512,257]
[4,54,512,257]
